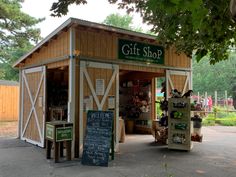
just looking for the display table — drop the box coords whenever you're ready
[46,121,73,163]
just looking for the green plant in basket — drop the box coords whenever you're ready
[174,111,183,119]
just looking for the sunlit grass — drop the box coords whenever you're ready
[202,110,236,126]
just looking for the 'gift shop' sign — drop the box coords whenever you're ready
[118,39,164,64]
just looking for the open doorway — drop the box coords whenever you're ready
[155,77,167,125]
[119,70,164,136]
[46,66,69,122]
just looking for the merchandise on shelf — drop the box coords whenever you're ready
[191,115,203,142]
[119,79,152,133]
[172,133,186,144]
[170,111,184,119]
[168,98,193,151]
[175,123,187,130]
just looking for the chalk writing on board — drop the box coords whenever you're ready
[82,110,113,167]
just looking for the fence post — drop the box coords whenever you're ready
[225,90,228,113]
[205,92,208,111]
[197,92,200,103]
[214,108,217,119]
[215,91,217,107]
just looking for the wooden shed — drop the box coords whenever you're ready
[14,18,192,158]
[0,80,19,121]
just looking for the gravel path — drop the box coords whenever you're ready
[0,121,18,138]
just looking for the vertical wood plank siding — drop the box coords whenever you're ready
[75,28,190,69]
[0,84,19,121]
[76,29,117,60]
[23,31,70,67]
[47,60,69,69]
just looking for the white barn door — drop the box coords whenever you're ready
[20,66,46,147]
[166,70,192,99]
[79,61,119,155]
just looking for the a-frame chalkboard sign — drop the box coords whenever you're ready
[82,110,114,167]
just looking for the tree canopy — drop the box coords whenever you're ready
[193,53,236,97]
[50,0,235,64]
[102,13,142,32]
[0,0,43,80]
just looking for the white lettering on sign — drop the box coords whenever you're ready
[121,43,140,56]
[143,47,163,59]
[121,43,163,60]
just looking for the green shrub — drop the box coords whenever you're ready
[155,97,164,118]
[215,119,236,126]
[217,112,229,118]
[213,106,227,112]
[215,118,236,126]
[196,105,236,126]
[224,113,236,119]
[205,116,215,120]
[203,116,236,126]
[202,118,215,126]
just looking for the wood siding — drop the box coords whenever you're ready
[23,31,70,68]
[75,28,191,69]
[75,29,117,60]
[47,60,69,69]
[0,85,19,121]
[165,46,191,68]
[170,75,189,92]
[166,72,190,99]
[119,63,165,75]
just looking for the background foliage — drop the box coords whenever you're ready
[193,53,236,97]
[50,0,235,64]
[102,13,143,32]
[0,0,43,80]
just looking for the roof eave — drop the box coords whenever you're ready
[13,18,75,68]
[73,18,157,40]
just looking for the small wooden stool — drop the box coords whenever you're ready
[45,121,73,163]
[46,140,72,162]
